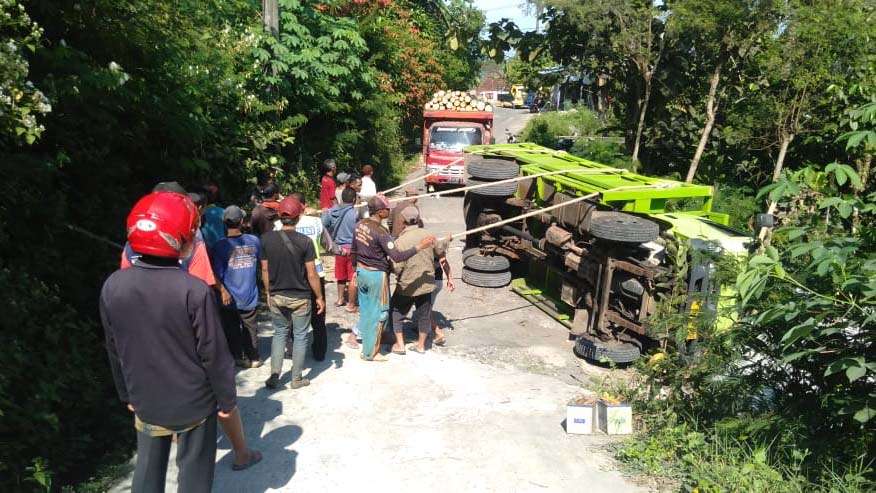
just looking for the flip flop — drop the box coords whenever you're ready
[335,301,346,307]
[345,305,359,313]
[232,450,262,471]
[391,347,406,355]
[407,344,425,354]
[345,340,360,349]
[360,354,388,362]
[433,336,446,347]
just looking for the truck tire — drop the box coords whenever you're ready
[463,253,510,272]
[462,247,480,260]
[461,267,512,288]
[573,335,641,364]
[588,213,659,243]
[468,178,518,197]
[467,157,520,181]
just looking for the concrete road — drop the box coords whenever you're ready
[111,108,645,493]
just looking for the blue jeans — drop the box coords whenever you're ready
[269,294,312,380]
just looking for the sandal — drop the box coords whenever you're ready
[345,305,359,313]
[345,339,360,349]
[360,354,388,362]
[335,301,346,307]
[432,336,446,347]
[391,346,406,355]
[407,344,426,354]
[232,449,263,471]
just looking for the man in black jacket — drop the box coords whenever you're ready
[101,191,260,493]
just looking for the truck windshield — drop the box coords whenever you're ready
[429,127,482,151]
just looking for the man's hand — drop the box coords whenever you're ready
[218,406,238,419]
[221,288,232,306]
[446,277,455,292]
[416,235,436,251]
[127,403,135,413]
[315,297,325,315]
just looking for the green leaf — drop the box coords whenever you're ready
[781,317,816,346]
[853,406,874,423]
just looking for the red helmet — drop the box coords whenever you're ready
[126,192,198,258]
[278,196,304,219]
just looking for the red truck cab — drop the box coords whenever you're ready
[422,110,494,188]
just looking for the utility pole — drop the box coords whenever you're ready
[263,0,279,36]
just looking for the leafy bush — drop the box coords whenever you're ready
[569,139,636,170]
[519,107,604,147]
[0,267,131,489]
[616,114,875,490]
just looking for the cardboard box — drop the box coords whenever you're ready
[566,402,595,434]
[597,399,633,435]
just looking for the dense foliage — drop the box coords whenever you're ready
[499,0,875,488]
[0,0,483,489]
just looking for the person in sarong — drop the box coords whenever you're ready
[350,195,434,361]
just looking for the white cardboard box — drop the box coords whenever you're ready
[566,403,595,434]
[597,399,633,435]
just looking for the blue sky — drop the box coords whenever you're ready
[474,0,539,32]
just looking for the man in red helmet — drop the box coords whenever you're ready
[260,196,325,390]
[101,192,261,493]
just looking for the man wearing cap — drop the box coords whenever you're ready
[388,187,424,238]
[101,192,261,492]
[288,192,333,362]
[211,205,262,369]
[350,194,435,361]
[389,206,446,354]
[260,196,325,389]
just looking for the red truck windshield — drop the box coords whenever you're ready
[429,126,482,151]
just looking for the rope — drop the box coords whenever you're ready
[380,170,439,195]
[66,224,124,250]
[389,168,626,202]
[443,182,681,241]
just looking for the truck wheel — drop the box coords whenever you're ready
[462,247,480,260]
[467,157,520,181]
[461,267,512,288]
[588,212,659,243]
[468,178,518,197]
[573,335,641,364]
[463,253,510,272]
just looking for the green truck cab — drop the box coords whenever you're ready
[461,143,753,364]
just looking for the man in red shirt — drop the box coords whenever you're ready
[319,159,337,210]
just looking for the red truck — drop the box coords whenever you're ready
[422,110,494,190]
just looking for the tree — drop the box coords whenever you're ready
[672,0,783,183]
[753,0,876,238]
[547,0,665,162]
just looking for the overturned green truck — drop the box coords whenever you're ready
[460,143,757,364]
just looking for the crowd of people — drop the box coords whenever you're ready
[100,160,454,491]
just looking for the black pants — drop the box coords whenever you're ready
[220,305,259,361]
[311,278,327,361]
[390,291,433,335]
[132,413,217,493]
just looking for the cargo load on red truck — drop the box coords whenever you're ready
[422,90,494,189]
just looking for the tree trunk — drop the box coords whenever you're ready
[632,75,651,163]
[759,131,794,241]
[685,60,723,183]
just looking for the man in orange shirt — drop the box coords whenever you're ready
[120,182,216,287]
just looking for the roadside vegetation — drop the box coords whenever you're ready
[505,0,874,489]
[0,0,484,490]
